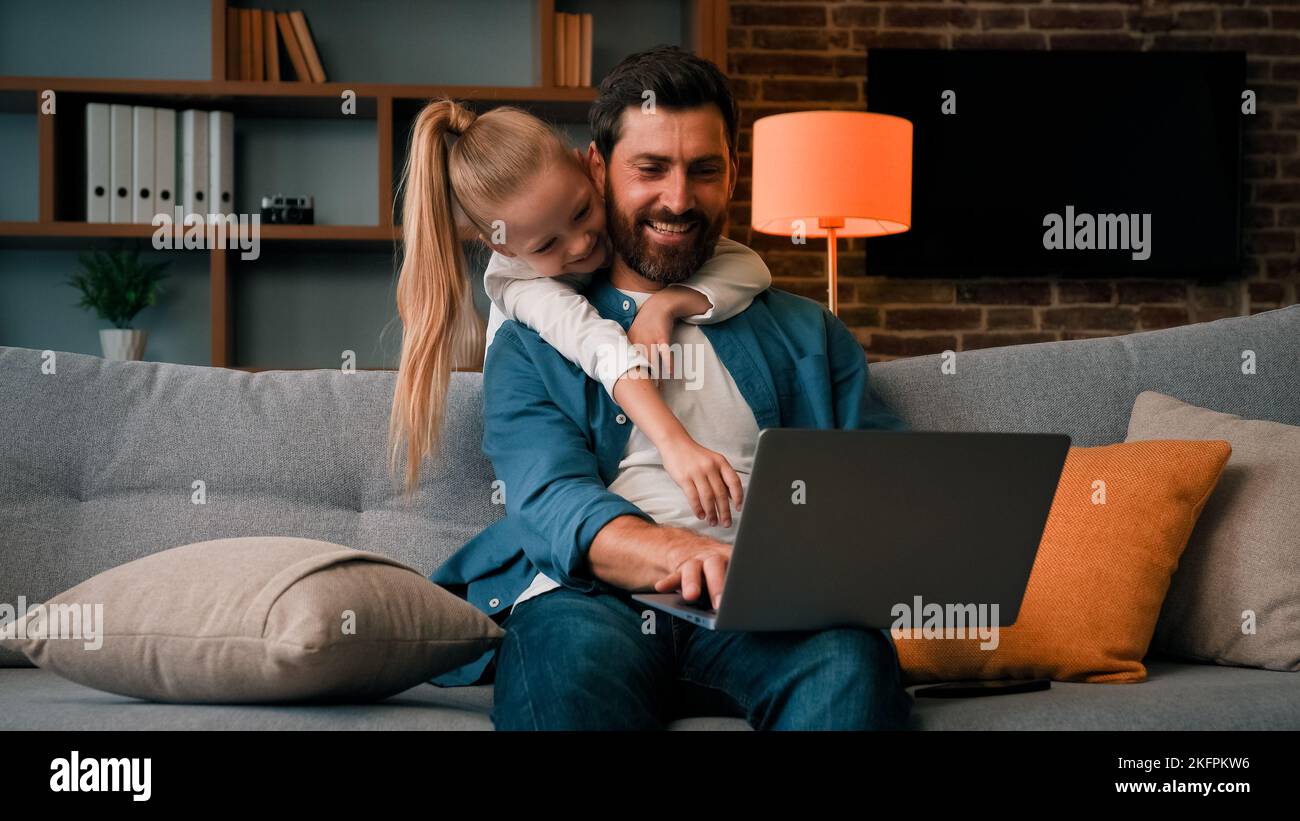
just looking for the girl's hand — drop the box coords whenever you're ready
[658,433,744,527]
[627,301,676,381]
[629,285,712,381]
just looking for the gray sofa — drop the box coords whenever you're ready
[2,303,1298,730]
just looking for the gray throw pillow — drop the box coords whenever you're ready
[1126,390,1300,671]
[0,536,505,702]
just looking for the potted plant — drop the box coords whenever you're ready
[66,248,171,361]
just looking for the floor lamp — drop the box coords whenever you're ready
[750,111,913,316]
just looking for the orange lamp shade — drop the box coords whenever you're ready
[751,111,912,238]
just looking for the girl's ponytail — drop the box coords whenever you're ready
[388,98,571,500]
[388,99,486,500]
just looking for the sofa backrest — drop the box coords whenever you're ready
[2,304,1297,667]
[0,351,501,665]
[869,305,1300,445]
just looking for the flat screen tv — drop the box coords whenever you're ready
[864,49,1246,280]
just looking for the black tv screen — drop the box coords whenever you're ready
[864,49,1245,280]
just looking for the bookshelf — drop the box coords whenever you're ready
[0,0,728,370]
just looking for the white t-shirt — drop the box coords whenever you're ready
[509,286,760,613]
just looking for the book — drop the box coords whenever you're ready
[566,12,580,89]
[109,104,132,223]
[579,13,592,87]
[225,7,239,80]
[250,9,264,81]
[179,110,208,218]
[85,103,110,222]
[131,106,155,223]
[208,112,235,217]
[554,12,567,86]
[264,10,280,82]
[289,10,327,83]
[239,8,252,81]
[276,12,311,82]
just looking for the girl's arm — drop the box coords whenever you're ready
[483,250,649,397]
[482,250,743,526]
[676,235,772,324]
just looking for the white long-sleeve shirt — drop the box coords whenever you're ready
[482,236,771,397]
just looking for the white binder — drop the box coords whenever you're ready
[85,103,111,223]
[109,104,133,223]
[154,108,176,221]
[180,109,209,218]
[208,111,234,217]
[131,106,155,223]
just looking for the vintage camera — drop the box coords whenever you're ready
[259,194,315,225]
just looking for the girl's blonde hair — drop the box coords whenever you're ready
[388,98,570,500]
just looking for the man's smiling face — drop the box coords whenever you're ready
[592,104,738,287]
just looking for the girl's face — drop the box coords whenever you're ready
[485,150,610,278]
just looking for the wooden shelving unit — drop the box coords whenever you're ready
[1,0,729,369]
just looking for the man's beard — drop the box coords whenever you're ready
[605,179,724,286]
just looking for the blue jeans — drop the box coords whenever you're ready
[489,585,913,730]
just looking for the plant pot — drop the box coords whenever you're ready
[100,328,147,361]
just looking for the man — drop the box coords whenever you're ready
[430,46,913,731]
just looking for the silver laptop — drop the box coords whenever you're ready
[632,429,1070,631]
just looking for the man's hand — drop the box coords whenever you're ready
[655,534,732,611]
[588,516,732,609]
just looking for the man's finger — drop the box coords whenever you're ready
[655,572,681,592]
[702,554,728,609]
[680,559,703,602]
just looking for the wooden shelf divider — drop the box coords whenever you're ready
[210,246,231,369]
[37,91,56,223]
[377,95,394,227]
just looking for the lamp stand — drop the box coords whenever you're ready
[819,217,844,316]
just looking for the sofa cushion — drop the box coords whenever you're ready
[905,658,1300,731]
[1126,390,1300,671]
[895,439,1230,685]
[1,661,1295,730]
[0,536,505,703]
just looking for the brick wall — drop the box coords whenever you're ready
[724,0,1300,361]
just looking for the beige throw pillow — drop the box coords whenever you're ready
[1126,391,1300,671]
[0,536,505,702]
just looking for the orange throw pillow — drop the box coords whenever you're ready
[894,439,1231,685]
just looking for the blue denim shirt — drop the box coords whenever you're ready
[428,272,907,686]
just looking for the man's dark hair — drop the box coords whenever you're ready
[589,45,739,165]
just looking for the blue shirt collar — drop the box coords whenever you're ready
[584,270,643,329]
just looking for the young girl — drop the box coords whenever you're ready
[388,99,770,528]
